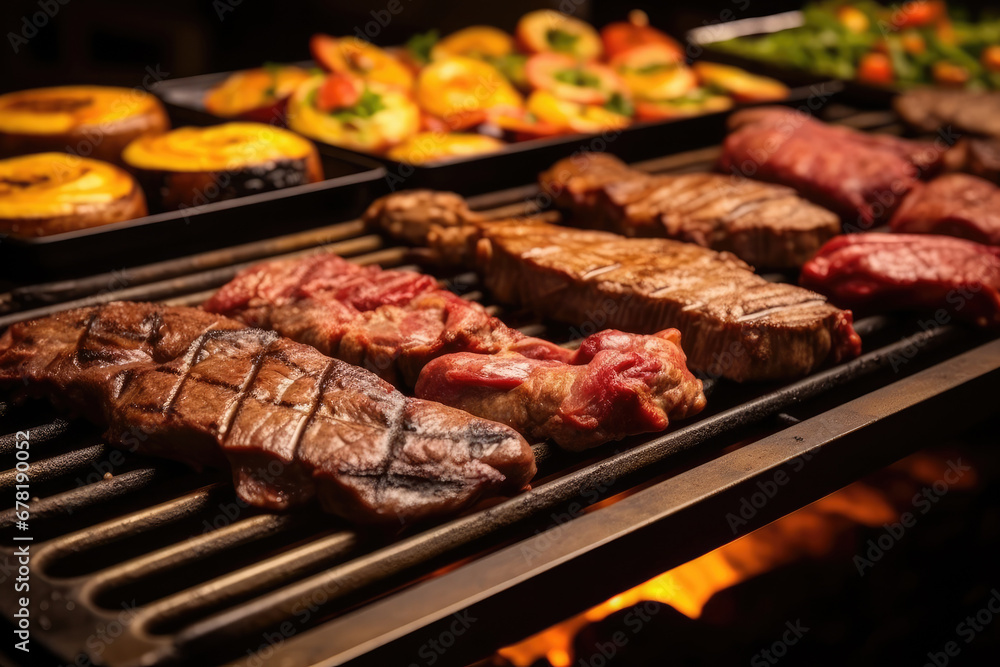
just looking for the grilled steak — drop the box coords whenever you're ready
[893,89,1000,184]
[800,234,1000,328]
[0,302,535,523]
[539,153,841,269]
[364,189,545,267]
[960,138,1000,183]
[363,189,485,250]
[477,223,862,382]
[207,254,707,449]
[944,137,1000,184]
[894,88,1000,138]
[416,329,705,451]
[203,253,572,387]
[719,107,942,226]
[891,174,1000,245]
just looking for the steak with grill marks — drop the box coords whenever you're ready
[0,302,535,524]
[477,223,862,382]
[719,107,943,226]
[206,254,707,449]
[800,234,1000,328]
[890,174,1000,245]
[538,153,841,269]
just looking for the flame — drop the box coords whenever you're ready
[498,450,975,667]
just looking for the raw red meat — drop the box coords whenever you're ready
[890,173,1000,245]
[800,233,1000,327]
[719,107,942,227]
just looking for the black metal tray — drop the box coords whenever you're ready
[153,65,842,196]
[687,10,899,108]
[0,151,386,282]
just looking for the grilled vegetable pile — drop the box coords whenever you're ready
[205,9,789,162]
[712,1,1000,90]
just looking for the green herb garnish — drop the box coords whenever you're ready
[554,67,601,88]
[489,53,529,89]
[546,28,579,53]
[406,29,439,64]
[604,92,634,117]
[635,62,674,75]
[262,61,283,99]
[330,87,386,120]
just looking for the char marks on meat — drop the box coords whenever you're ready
[719,107,942,225]
[477,222,862,382]
[207,254,706,449]
[539,153,841,269]
[800,234,1000,328]
[891,174,1000,245]
[0,302,536,523]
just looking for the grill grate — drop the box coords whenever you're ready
[3,110,999,667]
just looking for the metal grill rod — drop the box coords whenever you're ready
[154,323,962,660]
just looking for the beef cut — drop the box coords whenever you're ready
[416,329,706,451]
[477,222,862,382]
[0,302,536,523]
[207,254,707,449]
[364,189,542,267]
[890,174,1000,245]
[203,253,568,387]
[943,137,1000,184]
[363,189,485,250]
[539,153,841,269]
[894,88,1000,138]
[800,234,1000,328]
[719,107,942,226]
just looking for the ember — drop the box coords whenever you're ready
[498,448,983,667]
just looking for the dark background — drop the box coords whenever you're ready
[0,0,877,93]
[2,1,994,94]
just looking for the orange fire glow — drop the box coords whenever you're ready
[498,450,977,667]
